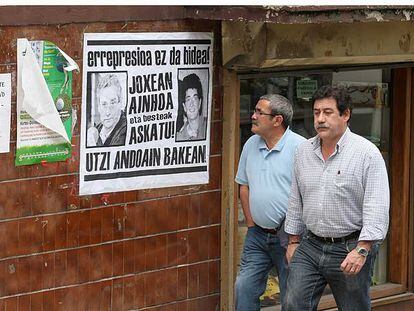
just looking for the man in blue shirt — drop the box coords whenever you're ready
[235,94,305,311]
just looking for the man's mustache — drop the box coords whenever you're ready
[316,124,329,129]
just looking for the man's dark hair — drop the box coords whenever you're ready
[312,85,353,119]
[181,73,203,115]
[182,73,203,100]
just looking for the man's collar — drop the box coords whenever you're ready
[311,127,351,153]
[336,127,350,153]
[310,135,320,150]
[259,127,291,151]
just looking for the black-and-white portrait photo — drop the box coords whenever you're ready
[86,72,127,147]
[176,69,209,142]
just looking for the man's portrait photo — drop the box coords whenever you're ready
[86,72,127,147]
[176,69,209,142]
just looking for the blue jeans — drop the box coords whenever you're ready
[235,226,288,311]
[285,234,378,311]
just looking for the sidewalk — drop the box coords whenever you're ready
[262,305,281,311]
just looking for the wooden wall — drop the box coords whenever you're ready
[0,19,223,310]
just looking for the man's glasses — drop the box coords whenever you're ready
[253,108,276,117]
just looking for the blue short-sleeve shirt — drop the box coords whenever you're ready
[236,128,305,229]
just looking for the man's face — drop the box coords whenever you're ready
[183,88,201,121]
[313,97,350,142]
[251,99,277,137]
[98,86,123,130]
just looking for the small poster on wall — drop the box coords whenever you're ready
[0,73,11,153]
[79,32,213,195]
[16,38,79,166]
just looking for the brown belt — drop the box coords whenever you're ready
[309,230,360,243]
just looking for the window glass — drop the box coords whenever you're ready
[238,68,391,306]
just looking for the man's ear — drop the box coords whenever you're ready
[182,103,187,114]
[343,108,351,122]
[273,115,283,127]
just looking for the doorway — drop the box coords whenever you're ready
[236,67,392,308]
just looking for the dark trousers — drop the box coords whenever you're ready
[285,233,378,311]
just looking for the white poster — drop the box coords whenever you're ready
[80,32,213,195]
[0,73,11,153]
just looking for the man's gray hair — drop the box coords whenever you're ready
[98,73,123,106]
[260,94,293,128]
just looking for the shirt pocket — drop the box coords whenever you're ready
[333,172,357,188]
[333,172,360,200]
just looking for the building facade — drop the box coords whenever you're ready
[0,5,413,310]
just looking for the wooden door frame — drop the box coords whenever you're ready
[220,69,240,311]
[220,67,414,310]
[388,68,412,287]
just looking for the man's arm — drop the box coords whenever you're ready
[240,185,254,228]
[359,150,390,241]
[341,150,390,275]
[285,150,306,263]
[235,139,254,227]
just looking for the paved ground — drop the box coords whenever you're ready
[262,305,281,310]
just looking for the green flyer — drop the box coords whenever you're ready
[16,39,78,166]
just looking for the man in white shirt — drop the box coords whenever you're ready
[285,85,389,310]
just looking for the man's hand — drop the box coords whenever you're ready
[246,219,255,228]
[340,249,367,275]
[286,234,301,264]
[239,185,255,228]
[286,243,299,264]
[341,241,372,275]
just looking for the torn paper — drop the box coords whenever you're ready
[16,38,78,165]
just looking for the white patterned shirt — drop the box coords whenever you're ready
[285,127,390,241]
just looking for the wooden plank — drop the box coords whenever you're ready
[0,6,184,26]
[261,55,414,68]
[224,21,414,69]
[319,284,406,310]
[409,69,414,292]
[389,68,412,285]
[189,6,414,25]
[372,293,414,311]
[220,69,240,311]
